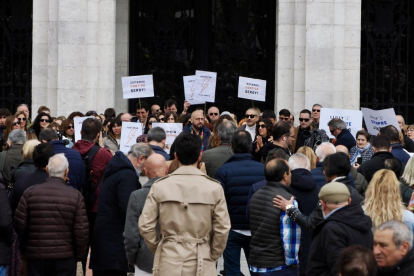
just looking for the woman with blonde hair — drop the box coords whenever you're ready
[364,169,414,232]
[11,140,41,183]
[400,156,414,205]
[297,146,317,169]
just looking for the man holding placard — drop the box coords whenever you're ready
[328,118,356,151]
[183,110,211,151]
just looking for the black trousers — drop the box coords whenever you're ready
[92,271,127,276]
[27,256,76,276]
[82,211,97,275]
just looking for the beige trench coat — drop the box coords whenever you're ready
[139,166,231,276]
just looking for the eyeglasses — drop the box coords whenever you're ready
[40,119,50,123]
[312,109,321,113]
[67,125,74,129]
[159,117,165,122]
[209,113,218,116]
[279,117,290,121]
[17,117,27,122]
[12,122,19,126]
[258,124,266,129]
[245,114,256,119]
[299,118,310,122]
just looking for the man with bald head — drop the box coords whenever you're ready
[183,109,211,151]
[124,154,168,275]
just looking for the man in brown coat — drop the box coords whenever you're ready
[14,153,89,276]
[139,132,231,276]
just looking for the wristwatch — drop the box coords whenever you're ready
[286,204,294,211]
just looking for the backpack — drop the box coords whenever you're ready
[81,144,101,210]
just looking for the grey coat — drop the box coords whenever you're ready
[202,145,233,179]
[124,177,160,273]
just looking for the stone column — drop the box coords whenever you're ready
[32,0,118,117]
[276,0,362,116]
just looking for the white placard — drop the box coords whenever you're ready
[319,108,363,139]
[74,117,94,142]
[152,123,183,154]
[361,108,400,135]
[237,77,267,102]
[120,122,143,154]
[183,76,205,105]
[122,75,154,99]
[192,70,217,103]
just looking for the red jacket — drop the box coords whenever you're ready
[73,140,113,212]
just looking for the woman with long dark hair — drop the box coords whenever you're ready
[30,112,52,138]
[103,117,122,152]
[252,118,273,162]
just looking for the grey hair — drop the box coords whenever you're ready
[396,115,405,125]
[128,143,153,159]
[315,142,336,161]
[312,103,323,109]
[48,153,69,178]
[377,220,413,250]
[218,121,237,143]
[289,153,310,171]
[8,129,27,144]
[147,127,166,143]
[328,118,348,130]
[247,108,260,116]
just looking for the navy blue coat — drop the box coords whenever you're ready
[334,129,356,151]
[89,152,141,272]
[215,153,265,230]
[391,143,410,165]
[50,140,84,189]
[289,169,321,275]
[149,145,169,160]
[183,124,211,152]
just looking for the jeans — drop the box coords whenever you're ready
[0,266,6,276]
[250,266,299,276]
[223,230,252,276]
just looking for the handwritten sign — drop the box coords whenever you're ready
[122,75,154,99]
[238,77,267,102]
[319,108,363,139]
[192,70,217,103]
[120,122,143,154]
[361,108,400,135]
[152,123,183,154]
[183,76,205,105]
[74,117,94,142]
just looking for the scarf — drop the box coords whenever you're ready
[350,143,371,165]
[190,125,204,153]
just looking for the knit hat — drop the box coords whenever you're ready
[318,182,350,204]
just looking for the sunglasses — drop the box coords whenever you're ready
[67,125,74,129]
[245,114,256,119]
[17,117,27,122]
[312,109,321,113]
[299,118,310,122]
[40,119,50,123]
[330,129,335,135]
[258,124,266,129]
[159,118,165,121]
[209,113,218,116]
[279,117,290,121]
[12,122,19,126]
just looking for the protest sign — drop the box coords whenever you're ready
[192,70,217,103]
[183,76,205,105]
[120,122,143,154]
[74,117,94,142]
[361,108,400,135]
[238,77,267,102]
[152,123,183,154]
[319,108,363,139]
[122,75,154,99]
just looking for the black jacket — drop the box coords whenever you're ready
[11,159,36,184]
[249,181,293,268]
[289,169,320,275]
[334,129,356,151]
[0,183,13,266]
[8,168,49,216]
[89,151,141,272]
[377,248,414,276]
[307,204,373,276]
[357,151,394,182]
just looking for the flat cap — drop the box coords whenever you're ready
[318,182,350,204]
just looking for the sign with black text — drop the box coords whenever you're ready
[192,70,217,103]
[238,77,266,102]
[122,75,154,99]
[183,76,205,105]
[361,108,400,135]
[319,108,363,139]
[120,122,143,154]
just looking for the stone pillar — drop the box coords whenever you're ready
[32,0,118,117]
[276,0,362,116]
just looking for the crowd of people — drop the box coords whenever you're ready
[1,100,414,276]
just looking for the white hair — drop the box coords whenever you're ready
[48,153,69,178]
[289,153,310,171]
[377,220,413,250]
[315,142,336,161]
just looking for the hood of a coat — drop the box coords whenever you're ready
[72,140,96,155]
[104,151,135,177]
[323,204,372,233]
[290,169,317,191]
